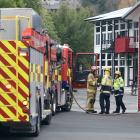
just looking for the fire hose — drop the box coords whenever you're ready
[72,90,121,116]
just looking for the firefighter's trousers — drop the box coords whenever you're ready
[86,91,96,111]
[100,93,110,113]
[115,95,126,112]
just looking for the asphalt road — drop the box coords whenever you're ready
[1,111,140,140]
[0,88,139,140]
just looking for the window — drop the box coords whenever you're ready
[107,60,112,66]
[115,54,118,59]
[120,31,127,37]
[108,33,112,43]
[96,34,100,45]
[96,27,100,32]
[107,54,111,59]
[101,21,106,25]
[107,21,112,25]
[114,20,119,23]
[108,25,112,31]
[120,24,125,29]
[102,33,106,44]
[101,53,105,59]
[120,54,125,59]
[115,25,118,30]
[102,26,106,32]
[114,60,118,66]
[97,60,99,66]
[120,60,125,66]
[128,22,132,29]
[134,22,138,28]
[127,60,132,66]
[101,61,105,66]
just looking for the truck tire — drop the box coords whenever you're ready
[42,93,52,125]
[32,105,41,136]
[61,90,73,112]
[51,93,57,116]
[42,113,52,125]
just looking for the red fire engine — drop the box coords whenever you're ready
[0,8,73,136]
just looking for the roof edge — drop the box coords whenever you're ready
[123,1,140,19]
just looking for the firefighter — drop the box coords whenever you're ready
[99,68,113,114]
[113,71,126,113]
[86,66,98,113]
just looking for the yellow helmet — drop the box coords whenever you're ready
[104,67,110,72]
[115,71,121,75]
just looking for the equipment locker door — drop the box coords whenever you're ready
[0,41,29,122]
[0,41,18,121]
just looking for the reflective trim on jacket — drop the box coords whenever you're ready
[87,73,97,93]
[101,75,113,94]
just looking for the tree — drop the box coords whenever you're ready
[0,0,58,40]
[0,0,25,7]
[52,5,94,53]
[81,0,136,14]
[24,0,42,14]
[41,8,58,40]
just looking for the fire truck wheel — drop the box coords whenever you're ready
[33,105,41,136]
[42,113,52,125]
[61,91,73,112]
[51,94,57,116]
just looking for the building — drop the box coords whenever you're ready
[86,7,138,86]
[42,0,81,11]
[123,1,140,110]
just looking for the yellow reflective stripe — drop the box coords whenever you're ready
[37,65,41,73]
[0,101,18,120]
[45,61,48,75]
[0,47,28,81]
[0,75,28,116]
[58,75,62,81]
[33,64,35,72]
[2,41,28,68]
[0,64,29,95]
[16,41,27,49]
[102,91,111,94]
[87,89,96,92]
[41,74,43,82]
[0,114,6,121]
[1,40,16,53]
[67,69,71,76]
[55,69,58,75]
[35,73,38,82]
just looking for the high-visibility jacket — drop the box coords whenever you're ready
[113,78,120,90]
[101,75,113,94]
[119,76,124,95]
[113,77,124,96]
[119,77,124,88]
[87,73,97,93]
